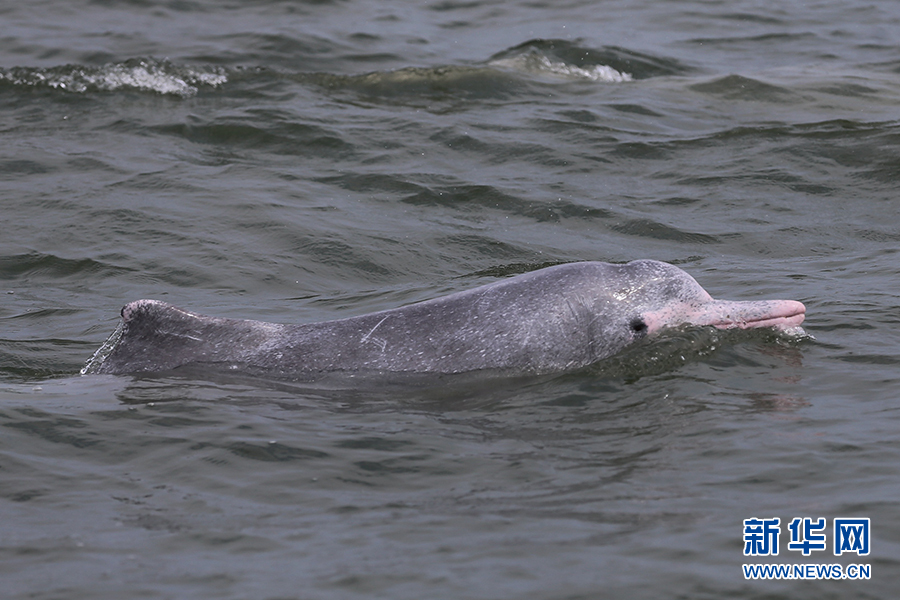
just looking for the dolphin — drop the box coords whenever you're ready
[85,260,805,378]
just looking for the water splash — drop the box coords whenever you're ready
[80,320,124,375]
[0,59,227,98]
[487,39,689,81]
[490,51,632,83]
[780,325,812,340]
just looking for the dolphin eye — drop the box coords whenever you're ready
[629,317,648,337]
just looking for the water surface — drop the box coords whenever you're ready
[2,1,899,598]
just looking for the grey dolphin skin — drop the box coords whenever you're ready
[87,260,805,378]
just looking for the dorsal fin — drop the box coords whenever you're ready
[93,300,214,373]
[96,300,282,374]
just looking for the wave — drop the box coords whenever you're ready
[0,40,681,99]
[491,54,632,83]
[0,58,227,98]
[488,39,690,81]
[316,40,686,99]
[488,48,633,83]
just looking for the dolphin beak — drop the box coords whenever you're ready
[643,299,806,333]
[690,299,806,330]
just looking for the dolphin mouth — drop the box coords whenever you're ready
[643,299,806,334]
[706,300,806,331]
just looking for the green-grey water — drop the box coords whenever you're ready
[2,1,899,598]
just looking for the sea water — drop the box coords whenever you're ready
[1,1,899,598]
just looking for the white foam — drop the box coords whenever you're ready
[491,53,632,83]
[780,325,812,340]
[2,61,228,98]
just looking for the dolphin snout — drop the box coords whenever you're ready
[643,299,806,333]
[696,299,806,330]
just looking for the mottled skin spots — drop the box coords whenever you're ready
[89,260,805,377]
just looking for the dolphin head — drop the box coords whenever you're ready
[597,260,805,345]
